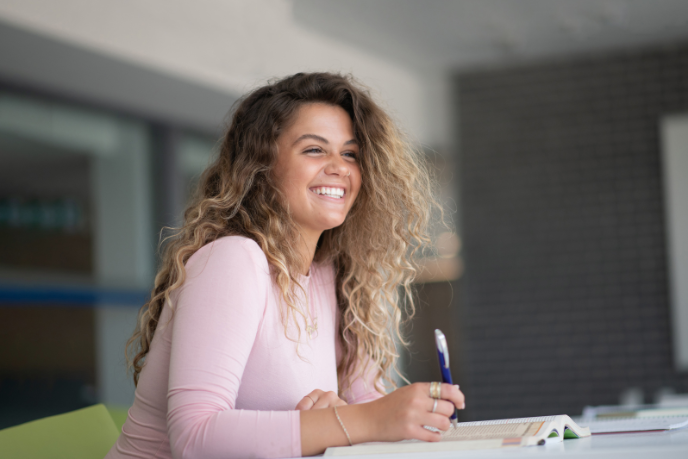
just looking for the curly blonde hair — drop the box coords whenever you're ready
[127,72,435,393]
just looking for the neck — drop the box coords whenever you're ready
[296,228,321,276]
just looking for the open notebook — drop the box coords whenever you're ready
[577,416,688,434]
[577,405,688,434]
[325,415,590,456]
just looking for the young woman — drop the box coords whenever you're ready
[106,72,464,459]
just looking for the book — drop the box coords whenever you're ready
[581,404,688,420]
[577,404,688,434]
[577,416,688,434]
[324,415,590,456]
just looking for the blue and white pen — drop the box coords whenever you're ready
[435,329,458,427]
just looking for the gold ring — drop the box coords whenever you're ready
[430,381,441,399]
[306,395,316,405]
[431,398,438,413]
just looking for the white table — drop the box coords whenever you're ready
[315,429,688,458]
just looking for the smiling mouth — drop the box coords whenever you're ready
[310,187,345,199]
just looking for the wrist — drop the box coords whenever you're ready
[338,402,378,445]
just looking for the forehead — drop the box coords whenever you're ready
[282,103,354,137]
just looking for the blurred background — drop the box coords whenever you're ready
[1,0,688,428]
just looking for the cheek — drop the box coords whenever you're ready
[351,170,363,201]
[283,179,307,207]
[280,166,314,204]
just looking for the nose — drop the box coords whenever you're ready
[324,154,350,177]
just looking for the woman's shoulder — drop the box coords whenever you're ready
[186,235,270,280]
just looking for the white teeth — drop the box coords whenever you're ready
[313,187,344,198]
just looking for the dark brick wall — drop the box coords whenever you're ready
[457,43,688,421]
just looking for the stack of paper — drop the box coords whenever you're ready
[578,416,688,434]
[577,405,688,434]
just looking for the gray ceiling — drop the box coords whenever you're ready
[0,19,237,135]
[294,0,688,71]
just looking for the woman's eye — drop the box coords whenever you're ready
[343,151,358,160]
[304,147,323,154]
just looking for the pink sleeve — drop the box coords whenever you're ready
[335,326,385,404]
[334,298,385,405]
[166,237,301,459]
[341,353,386,404]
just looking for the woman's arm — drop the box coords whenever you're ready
[300,382,464,456]
[296,318,464,456]
[166,237,300,459]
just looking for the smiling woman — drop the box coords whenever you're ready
[274,103,362,267]
[106,72,464,459]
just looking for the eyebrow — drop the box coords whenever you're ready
[292,133,358,146]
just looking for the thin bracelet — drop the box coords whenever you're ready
[333,406,353,446]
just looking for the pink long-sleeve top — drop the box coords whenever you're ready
[106,236,383,459]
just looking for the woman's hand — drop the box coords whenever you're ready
[296,389,348,410]
[299,383,464,455]
[351,382,464,443]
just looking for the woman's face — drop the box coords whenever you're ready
[275,103,361,239]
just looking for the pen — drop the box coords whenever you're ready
[435,329,458,427]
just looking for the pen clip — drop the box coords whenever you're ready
[435,329,449,368]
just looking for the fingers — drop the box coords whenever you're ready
[428,398,456,417]
[312,391,347,409]
[295,389,347,411]
[373,384,462,444]
[294,394,316,410]
[422,413,453,432]
[433,382,465,410]
[412,425,443,442]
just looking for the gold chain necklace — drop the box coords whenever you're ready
[306,318,318,339]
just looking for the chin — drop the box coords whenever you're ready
[319,217,347,231]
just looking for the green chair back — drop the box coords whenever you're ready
[105,405,129,432]
[0,404,119,459]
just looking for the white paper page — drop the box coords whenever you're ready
[458,416,558,426]
[578,416,688,434]
[441,421,542,441]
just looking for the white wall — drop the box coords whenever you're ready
[0,0,441,146]
[661,115,688,371]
